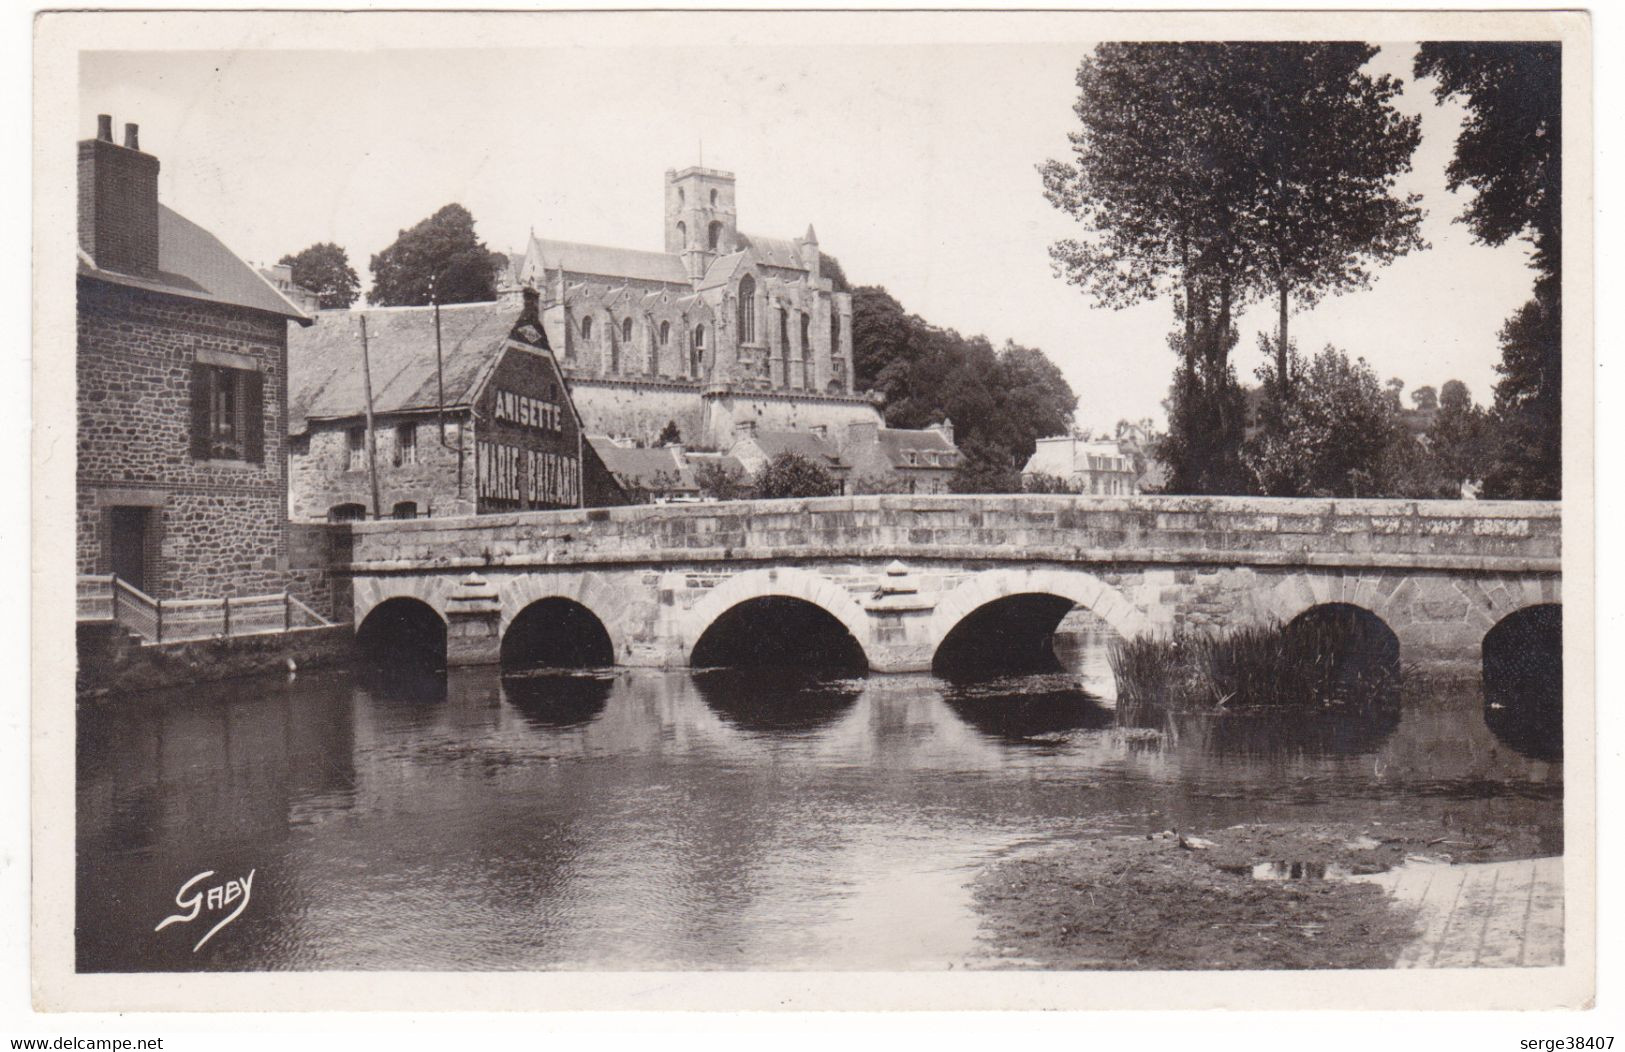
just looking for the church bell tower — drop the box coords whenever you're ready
[665,167,737,281]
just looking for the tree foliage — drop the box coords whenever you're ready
[1243,344,1407,498]
[369,204,504,307]
[851,286,1077,476]
[1042,43,1424,395]
[1410,385,1439,411]
[1416,43,1562,499]
[1426,380,1492,494]
[278,242,360,309]
[753,452,842,499]
[693,459,754,502]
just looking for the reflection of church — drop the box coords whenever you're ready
[498,166,884,450]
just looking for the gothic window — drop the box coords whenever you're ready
[779,307,789,354]
[800,312,812,360]
[708,221,723,251]
[691,325,705,377]
[676,221,687,247]
[831,309,841,358]
[622,317,633,342]
[737,275,756,343]
[580,315,593,341]
[659,321,670,346]
[710,189,718,206]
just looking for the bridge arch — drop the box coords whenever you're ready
[927,569,1155,650]
[499,572,630,663]
[356,596,446,669]
[353,576,456,634]
[680,567,871,668]
[927,568,1156,677]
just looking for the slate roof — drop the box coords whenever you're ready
[534,238,690,285]
[875,427,958,468]
[750,429,845,467]
[697,251,748,291]
[287,301,518,434]
[735,232,807,270]
[78,205,311,323]
[587,440,698,492]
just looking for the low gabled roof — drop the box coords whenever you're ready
[697,251,749,291]
[587,439,698,492]
[534,238,690,285]
[749,429,845,467]
[287,301,516,434]
[79,205,311,324]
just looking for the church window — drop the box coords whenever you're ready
[676,221,687,247]
[708,221,723,251]
[800,312,812,359]
[710,189,718,206]
[831,309,841,358]
[622,317,633,342]
[659,321,670,346]
[691,325,705,377]
[580,315,593,341]
[779,307,789,353]
[737,275,756,343]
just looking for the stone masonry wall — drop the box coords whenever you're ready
[289,414,474,522]
[78,278,293,599]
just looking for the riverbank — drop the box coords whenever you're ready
[971,817,1557,970]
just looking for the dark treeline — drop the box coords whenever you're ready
[851,286,1078,492]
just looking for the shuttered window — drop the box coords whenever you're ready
[190,363,264,463]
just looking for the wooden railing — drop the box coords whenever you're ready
[76,575,332,644]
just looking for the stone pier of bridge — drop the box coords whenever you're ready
[324,494,1561,679]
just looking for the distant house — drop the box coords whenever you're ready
[839,420,960,494]
[1023,436,1140,496]
[257,263,322,316]
[286,289,624,522]
[588,438,700,502]
[726,422,852,492]
[77,114,312,600]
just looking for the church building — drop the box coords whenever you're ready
[499,166,886,451]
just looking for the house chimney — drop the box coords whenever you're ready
[931,417,956,445]
[124,123,140,150]
[78,114,161,275]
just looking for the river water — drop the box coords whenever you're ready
[76,627,1561,972]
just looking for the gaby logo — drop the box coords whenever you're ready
[154,869,255,951]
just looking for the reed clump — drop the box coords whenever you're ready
[1109,614,1405,716]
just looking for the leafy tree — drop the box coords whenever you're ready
[1427,380,1491,495]
[369,203,504,307]
[657,420,682,446]
[1243,344,1404,497]
[753,452,841,499]
[1410,385,1439,411]
[850,285,1077,471]
[819,253,852,294]
[1042,43,1424,409]
[693,459,753,502]
[1415,43,1561,499]
[1021,472,1077,495]
[278,242,360,309]
[1385,377,1406,409]
[851,473,912,495]
[948,440,1025,494]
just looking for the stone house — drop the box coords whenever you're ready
[725,423,852,492]
[587,438,700,502]
[1022,435,1140,495]
[76,115,312,599]
[495,166,887,450]
[286,290,624,522]
[839,420,960,494]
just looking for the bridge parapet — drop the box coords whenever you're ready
[343,494,1561,575]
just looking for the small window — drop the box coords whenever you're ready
[676,221,687,246]
[831,310,841,358]
[779,308,789,352]
[394,423,416,467]
[691,325,705,377]
[659,321,670,346]
[345,426,366,471]
[328,502,367,523]
[391,501,419,520]
[580,315,594,341]
[190,362,264,463]
[708,221,723,251]
[710,188,718,206]
[677,188,685,207]
[801,313,812,360]
[622,317,633,342]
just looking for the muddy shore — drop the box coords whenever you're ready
[972,818,1557,970]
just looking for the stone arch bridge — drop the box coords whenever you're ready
[326,494,1562,681]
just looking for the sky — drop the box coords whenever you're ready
[79,32,1541,433]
